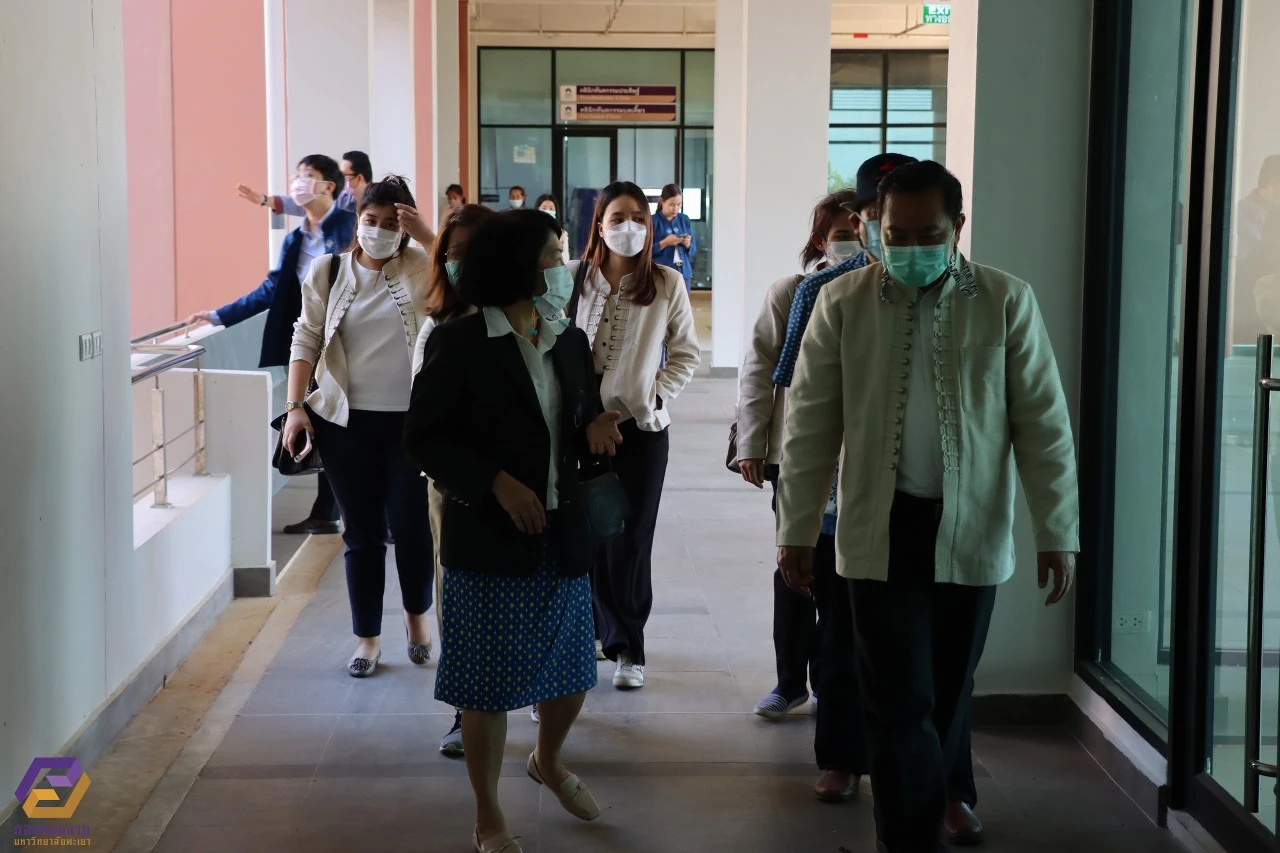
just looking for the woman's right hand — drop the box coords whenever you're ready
[283,408,314,458]
[493,471,547,535]
[659,234,681,249]
[738,458,766,489]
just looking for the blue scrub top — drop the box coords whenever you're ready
[652,211,697,288]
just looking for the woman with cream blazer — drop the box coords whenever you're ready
[282,176,435,680]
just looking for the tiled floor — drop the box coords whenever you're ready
[142,375,1184,853]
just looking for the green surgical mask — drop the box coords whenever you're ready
[445,260,462,288]
[881,242,952,288]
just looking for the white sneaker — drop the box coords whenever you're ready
[613,654,645,689]
[595,640,606,661]
[531,706,540,724]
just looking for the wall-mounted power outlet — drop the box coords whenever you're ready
[78,333,94,361]
[1115,612,1148,635]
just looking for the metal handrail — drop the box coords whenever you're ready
[129,332,209,507]
[131,347,205,385]
[130,321,194,345]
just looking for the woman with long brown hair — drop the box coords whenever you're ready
[567,181,700,691]
[411,202,497,757]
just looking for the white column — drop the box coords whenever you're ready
[264,0,287,261]
[711,0,831,373]
[369,0,417,188]
[945,0,1092,693]
[434,0,462,220]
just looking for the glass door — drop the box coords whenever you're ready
[1206,0,1280,838]
[557,130,616,259]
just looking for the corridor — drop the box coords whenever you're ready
[98,376,1181,853]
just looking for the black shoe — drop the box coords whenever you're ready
[283,517,341,535]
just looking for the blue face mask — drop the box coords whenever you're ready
[445,260,462,288]
[862,219,883,260]
[881,242,953,288]
[534,264,574,320]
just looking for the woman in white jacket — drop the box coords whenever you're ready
[282,176,434,678]
[568,181,701,690]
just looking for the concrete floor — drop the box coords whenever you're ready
[125,374,1183,853]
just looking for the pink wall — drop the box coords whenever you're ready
[122,0,176,336]
[414,0,435,213]
[171,0,268,320]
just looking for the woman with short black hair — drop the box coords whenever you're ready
[405,209,624,853]
[535,193,570,263]
[284,175,434,678]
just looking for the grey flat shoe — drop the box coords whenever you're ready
[347,652,380,678]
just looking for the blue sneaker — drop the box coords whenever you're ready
[754,690,809,720]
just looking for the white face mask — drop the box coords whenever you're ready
[826,241,860,264]
[290,176,317,205]
[603,220,648,258]
[357,224,401,260]
[509,197,525,209]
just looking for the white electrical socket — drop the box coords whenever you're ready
[1115,612,1148,634]
[78,333,94,361]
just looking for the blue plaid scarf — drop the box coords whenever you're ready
[772,252,870,387]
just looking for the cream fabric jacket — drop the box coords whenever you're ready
[736,274,802,465]
[775,257,1080,586]
[290,247,429,427]
[568,261,700,432]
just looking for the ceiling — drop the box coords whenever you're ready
[467,1,951,41]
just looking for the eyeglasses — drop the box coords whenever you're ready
[342,173,357,181]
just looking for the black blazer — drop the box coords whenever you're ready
[404,311,603,578]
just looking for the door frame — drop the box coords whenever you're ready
[553,126,619,214]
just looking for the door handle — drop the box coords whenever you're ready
[1245,335,1279,814]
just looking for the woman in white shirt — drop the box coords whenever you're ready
[283,176,434,678]
[567,181,701,690]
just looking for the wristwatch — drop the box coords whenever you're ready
[285,401,305,413]
[260,194,269,207]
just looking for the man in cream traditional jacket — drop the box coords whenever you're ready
[775,160,1079,853]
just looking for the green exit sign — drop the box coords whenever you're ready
[923,3,952,24]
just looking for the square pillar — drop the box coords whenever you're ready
[711,0,831,372]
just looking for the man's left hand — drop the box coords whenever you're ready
[1037,551,1076,606]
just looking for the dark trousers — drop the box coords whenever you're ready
[311,472,340,521]
[812,532,869,774]
[593,420,669,665]
[312,410,433,638]
[770,482,820,698]
[850,493,996,852]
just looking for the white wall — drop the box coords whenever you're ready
[285,0,371,170]
[369,0,417,187]
[711,0,832,371]
[0,0,131,805]
[947,0,1092,693]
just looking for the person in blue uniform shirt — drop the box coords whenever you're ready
[651,184,697,291]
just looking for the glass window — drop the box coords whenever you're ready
[1209,0,1280,831]
[828,127,881,193]
[479,128,552,208]
[886,52,948,125]
[684,51,714,126]
[617,128,677,190]
[479,49,553,125]
[683,129,713,289]
[885,126,946,165]
[555,50,682,125]
[828,52,948,186]
[829,53,883,125]
[1105,0,1195,723]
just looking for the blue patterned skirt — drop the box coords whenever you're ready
[434,533,597,712]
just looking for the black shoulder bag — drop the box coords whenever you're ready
[270,253,341,476]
